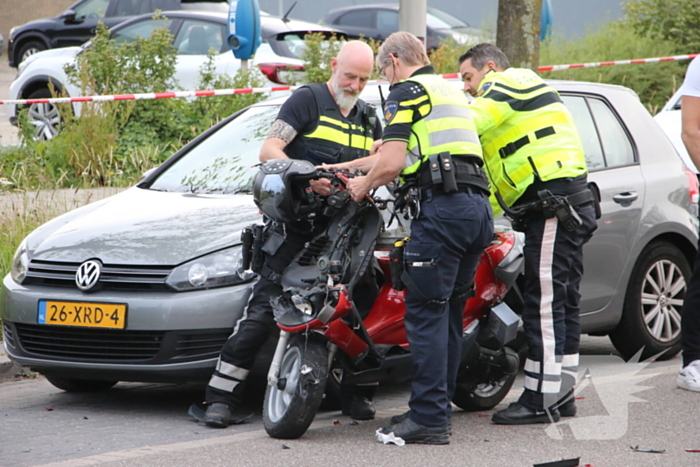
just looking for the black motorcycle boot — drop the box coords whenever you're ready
[342,395,376,420]
[491,402,560,425]
[203,403,232,428]
[341,385,376,420]
[551,394,577,417]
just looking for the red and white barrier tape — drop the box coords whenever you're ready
[536,52,700,72]
[1,53,698,106]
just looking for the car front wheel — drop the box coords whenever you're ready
[17,40,46,64]
[43,374,118,392]
[22,88,63,140]
[609,241,691,361]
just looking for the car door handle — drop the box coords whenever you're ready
[612,191,639,206]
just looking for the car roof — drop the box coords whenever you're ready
[253,78,641,110]
[120,9,338,36]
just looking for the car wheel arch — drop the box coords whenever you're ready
[20,76,67,100]
[13,33,51,63]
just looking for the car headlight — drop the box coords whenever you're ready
[10,240,29,284]
[166,246,256,292]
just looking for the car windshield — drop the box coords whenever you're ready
[427,8,469,29]
[148,104,280,194]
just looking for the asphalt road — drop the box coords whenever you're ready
[1,336,698,467]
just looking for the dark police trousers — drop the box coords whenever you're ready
[515,176,598,412]
[404,187,494,428]
[205,219,374,407]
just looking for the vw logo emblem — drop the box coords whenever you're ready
[76,260,102,291]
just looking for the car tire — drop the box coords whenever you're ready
[609,241,691,361]
[22,88,63,140]
[43,375,118,392]
[17,40,46,64]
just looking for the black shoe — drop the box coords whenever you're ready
[203,403,232,428]
[391,410,452,434]
[390,410,410,425]
[555,397,577,417]
[378,418,450,445]
[342,396,376,420]
[492,402,560,425]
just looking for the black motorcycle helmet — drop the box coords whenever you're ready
[253,159,319,223]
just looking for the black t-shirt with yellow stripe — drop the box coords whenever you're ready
[277,85,382,160]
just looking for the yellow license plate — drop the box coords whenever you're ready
[38,300,127,329]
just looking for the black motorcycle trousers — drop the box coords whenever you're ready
[403,187,494,428]
[205,222,316,407]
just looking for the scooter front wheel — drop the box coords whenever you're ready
[263,334,329,439]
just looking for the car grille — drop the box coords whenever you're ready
[3,322,16,349]
[174,331,231,359]
[14,323,163,361]
[23,260,173,291]
[11,323,231,363]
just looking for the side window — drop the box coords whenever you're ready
[174,19,227,55]
[73,0,110,20]
[111,0,141,17]
[376,10,398,34]
[561,95,605,171]
[587,98,636,167]
[336,11,375,28]
[111,18,174,45]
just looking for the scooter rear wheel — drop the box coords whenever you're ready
[452,346,519,411]
[263,335,329,439]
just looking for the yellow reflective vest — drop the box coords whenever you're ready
[469,68,587,216]
[397,73,483,177]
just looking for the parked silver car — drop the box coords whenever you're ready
[2,80,697,392]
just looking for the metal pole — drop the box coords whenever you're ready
[399,0,427,51]
[242,59,249,72]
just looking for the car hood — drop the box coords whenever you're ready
[20,46,80,69]
[28,187,262,266]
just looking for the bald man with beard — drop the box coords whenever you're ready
[201,41,383,428]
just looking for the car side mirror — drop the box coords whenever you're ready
[141,166,159,180]
[60,9,80,24]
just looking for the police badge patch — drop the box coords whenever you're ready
[384,101,398,124]
[477,81,492,97]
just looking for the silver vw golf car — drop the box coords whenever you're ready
[2,80,698,392]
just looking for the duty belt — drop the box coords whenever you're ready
[417,156,484,186]
[498,126,556,158]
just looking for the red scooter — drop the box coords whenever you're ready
[255,164,524,439]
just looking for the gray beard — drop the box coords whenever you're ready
[331,79,360,112]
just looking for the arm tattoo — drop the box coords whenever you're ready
[267,119,298,144]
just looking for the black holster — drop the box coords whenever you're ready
[389,238,408,291]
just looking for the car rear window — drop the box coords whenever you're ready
[267,31,337,60]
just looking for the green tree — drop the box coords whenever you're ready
[622,0,700,54]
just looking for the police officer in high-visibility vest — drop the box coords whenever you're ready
[459,43,598,425]
[345,32,493,445]
[201,41,383,428]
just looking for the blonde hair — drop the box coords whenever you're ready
[376,31,430,71]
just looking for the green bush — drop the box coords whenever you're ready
[539,22,686,113]
[4,16,266,190]
[622,0,700,55]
